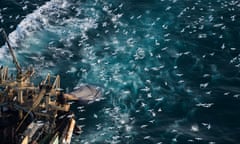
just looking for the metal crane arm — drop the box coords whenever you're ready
[2,30,22,74]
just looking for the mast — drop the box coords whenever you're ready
[2,30,22,77]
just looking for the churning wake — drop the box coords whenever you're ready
[1,0,240,143]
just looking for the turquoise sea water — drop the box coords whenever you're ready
[1,0,240,143]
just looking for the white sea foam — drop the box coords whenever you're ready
[8,0,58,47]
[0,46,6,59]
[5,0,97,49]
[0,0,98,73]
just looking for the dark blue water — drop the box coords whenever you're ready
[1,0,240,143]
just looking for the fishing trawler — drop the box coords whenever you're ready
[0,30,102,144]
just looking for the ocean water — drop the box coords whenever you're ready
[0,0,240,143]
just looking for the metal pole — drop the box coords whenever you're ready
[1,29,22,75]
